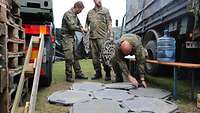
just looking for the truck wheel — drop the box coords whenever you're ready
[45,61,52,86]
[40,60,52,87]
[145,40,159,76]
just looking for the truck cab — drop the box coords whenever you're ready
[19,0,55,86]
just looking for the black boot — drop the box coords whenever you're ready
[105,71,111,81]
[66,76,74,82]
[76,73,88,79]
[114,74,123,82]
[91,70,102,80]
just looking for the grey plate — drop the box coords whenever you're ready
[71,82,105,92]
[48,90,93,106]
[129,88,171,99]
[71,99,129,113]
[93,89,134,102]
[123,97,178,113]
[105,82,136,90]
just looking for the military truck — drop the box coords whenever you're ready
[124,0,200,75]
[19,0,55,86]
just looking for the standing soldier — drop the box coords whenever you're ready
[111,34,147,88]
[61,1,88,82]
[85,0,112,81]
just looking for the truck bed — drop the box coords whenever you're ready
[125,0,192,34]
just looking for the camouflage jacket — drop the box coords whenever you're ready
[61,9,82,39]
[85,7,112,39]
[112,34,146,78]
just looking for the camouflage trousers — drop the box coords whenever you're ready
[61,36,83,78]
[90,38,111,73]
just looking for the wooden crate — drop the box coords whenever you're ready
[7,24,23,39]
[7,42,18,52]
[0,68,7,93]
[18,43,25,52]
[0,0,6,4]
[8,57,18,68]
[0,89,9,113]
[18,56,24,66]
[14,16,22,26]
[0,23,7,36]
[0,4,7,23]
[19,29,25,39]
[5,0,12,9]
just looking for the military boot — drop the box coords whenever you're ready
[105,71,111,81]
[66,75,74,82]
[114,74,124,82]
[75,73,88,79]
[91,70,102,80]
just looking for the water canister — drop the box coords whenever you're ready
[157,30,176,62]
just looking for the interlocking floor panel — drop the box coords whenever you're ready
[123,97,178,113]
[129,88,171,99]
[71,82,105,92]
[105,82,136,90]
[93,89,134,102]
[48,90,93,106]
[71,99,129,113]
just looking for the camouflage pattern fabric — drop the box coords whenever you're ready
[111,34,146,78]
[101,39,115,67]
[85,6,112,72]
[61,9,83,77]
[85,7,112,39]
[61,9,82,39]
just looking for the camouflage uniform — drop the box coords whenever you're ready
[61,9,83,79]
[85,7,112,77]
[111,34,146,81]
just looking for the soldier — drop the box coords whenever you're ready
[111,34,147,88]
[61,1,88,82]
[85,0,112,81]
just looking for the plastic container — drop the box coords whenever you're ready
[157,30,176,62]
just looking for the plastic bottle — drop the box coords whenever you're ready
[157,30,176,62]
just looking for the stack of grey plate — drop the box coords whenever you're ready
[104,82,136,90]
[48,90,93,106]
[71,82,105,92]
[70,99,129,113]
[48,82,179,113]
[93,89,134,102]
[129,87,171,99]
[123,97,179,113]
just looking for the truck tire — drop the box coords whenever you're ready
[145,40,159,76]
[39,58,52,87]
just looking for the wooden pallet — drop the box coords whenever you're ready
[0,1,25,113]
[9,66,23,78]
[0,68,6,93]
[10,0,20,16]
[0,21,7,35]
[0,2,7,23]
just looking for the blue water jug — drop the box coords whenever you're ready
[157,30,176,62]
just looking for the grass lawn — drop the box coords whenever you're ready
[34,59,200,113]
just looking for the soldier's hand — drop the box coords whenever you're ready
[128,75,139,87]
[84,28,89,32]
[80,27,85,33]
[81,28,88,33]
